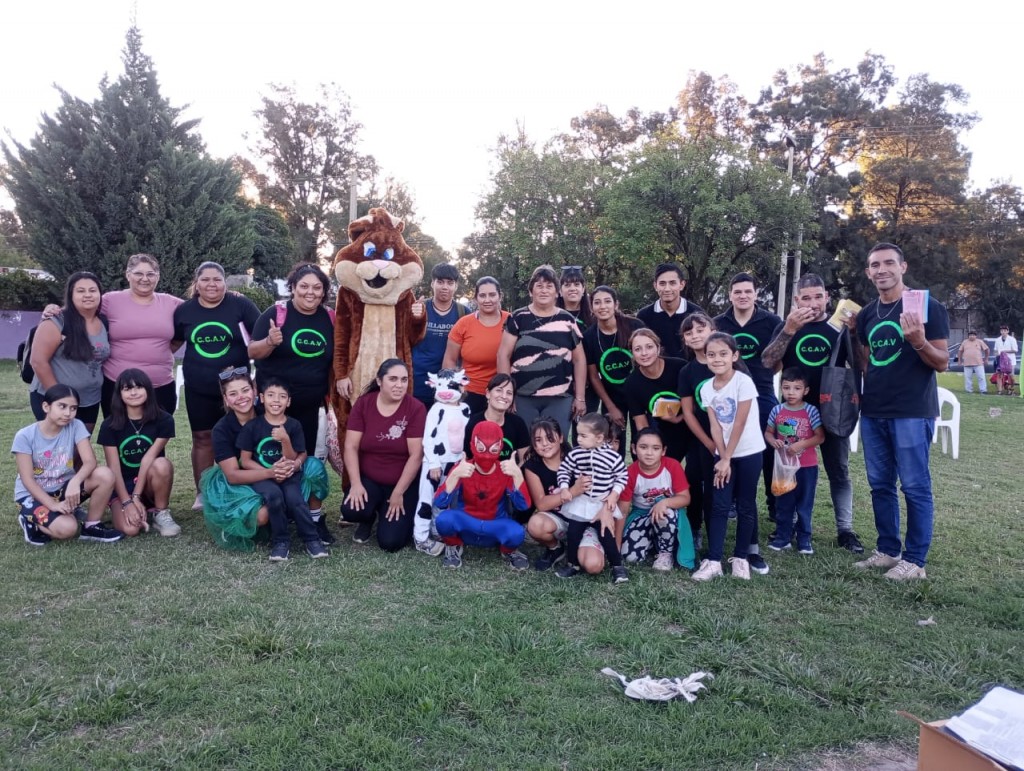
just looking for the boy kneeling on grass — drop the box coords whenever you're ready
[13,384,121,546]
[764,367,825,555]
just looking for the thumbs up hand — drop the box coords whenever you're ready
[267,318,283,348]
[411,297,426,319]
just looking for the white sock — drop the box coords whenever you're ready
[310,508,322,521]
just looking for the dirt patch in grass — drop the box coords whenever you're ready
[805,742,916,770]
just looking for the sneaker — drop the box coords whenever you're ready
[652,552,674,572]
[19,513,50,547]
[747,552,770,575]
[767,538,792,552]
[269,543,290,562]
[191,493,203,511]
[415,537,445,557]
[79,523,125,543]
[315,518,336,545]
[837,531,865,554]
[884,559,927,581]
[555,562,581,579]
[503,550,530,571]
[152,508,181,537]
[691,559,723,582]
[304,540,329,559]
[352,521,373,544]
[729,556,751,580]
[797,541,814,555]
[533,544,566,571]
[854,550,900,570]
[442,544,463,569]
[611,565,630,584]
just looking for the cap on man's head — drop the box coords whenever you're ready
[431,263,460,282]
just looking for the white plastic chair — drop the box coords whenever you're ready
[849,419,860,452]
[932,386,961,459]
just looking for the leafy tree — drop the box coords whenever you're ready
[247,83,376,262]
[247,203,295,283]
[677,71,750,142]
[1,26,251,297]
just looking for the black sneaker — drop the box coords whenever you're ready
[442,544,463,569]
[838,531,865,554]
[78,523,125,543]
[611,565,629,584]
[269,543,290,562]
[304,540,329,559]
[352,522,373,544]
[314,518,336,545]
[19,513,50,547]
[747,552,770,575]
[503,550,529,570]
[533,544,566,571]
[555,563,581,579]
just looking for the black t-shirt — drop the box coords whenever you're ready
[714,307,782,399]
[173,295,261,396]
[97,411,175,480]
[677,359,714,436]
[772,319,846,407]
[464,412,530,461]
[523,454,562,515]
[252,302,335,396]
[236,415,306,468]
[582,319,645,411]
[635,300,704,360]
[856,296,949,418]
[625,357,690,460]
[213,412,246,464]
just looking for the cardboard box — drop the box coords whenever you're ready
[900,712,1010,771]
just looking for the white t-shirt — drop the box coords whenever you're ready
[11,419,89,501]
[700,371,765,459]
[993,335,1018,367]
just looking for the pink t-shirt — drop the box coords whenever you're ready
[101,291,184,386]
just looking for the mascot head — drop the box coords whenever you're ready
[470,420,503,473]
[427,368,469,406]
[333,207,423,305]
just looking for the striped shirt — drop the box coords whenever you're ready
[505,307,581,397]
[556,445,628,500]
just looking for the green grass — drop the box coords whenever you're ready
[1,361,1021,769]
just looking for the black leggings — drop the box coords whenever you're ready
[339,477,417,552]
[565,520,622,568]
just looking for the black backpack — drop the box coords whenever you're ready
[18,314,109,385]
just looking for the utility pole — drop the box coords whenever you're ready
[776,136,796,316]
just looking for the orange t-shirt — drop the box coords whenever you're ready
[448,311,509,395]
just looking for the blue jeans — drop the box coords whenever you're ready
[860,417,936,567]
[773,466,818,545]
[820,429,854,534]
[707,453,761,562]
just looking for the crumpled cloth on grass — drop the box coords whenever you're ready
[601,668,713,702]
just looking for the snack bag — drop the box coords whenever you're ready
[771,448,799,496]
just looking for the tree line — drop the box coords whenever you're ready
[1,29,1020,332]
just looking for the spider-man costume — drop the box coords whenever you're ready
[434,421,530,551]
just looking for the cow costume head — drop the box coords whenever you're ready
[427,368,469,406]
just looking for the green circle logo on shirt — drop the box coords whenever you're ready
[118,434,153,469]
[695,377,711,412]
[190,321,233,359]
[501,437,515,461]
[734,332,760,360]
[647,390,680,415]
[255,437,283,468]
[291,328,327,358]
[796,334,832,367]
[599,347,633,385]
[868,320,904,367]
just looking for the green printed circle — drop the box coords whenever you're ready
[868,320,904,367]
[291,328,328,358]
[647,390,680,415]
[190,321,233,359]
[695,377,711,412]
[598,346,633,385]
[118,434,153,469]
[795,333,832,367]
[734,332,761,360]
[256,436,282,468]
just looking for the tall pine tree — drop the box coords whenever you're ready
[2,26,252,296]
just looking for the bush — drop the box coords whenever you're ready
[0,271,61,310]
[235,283,275,312]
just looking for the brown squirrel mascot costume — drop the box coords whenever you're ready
[331,208,426,472]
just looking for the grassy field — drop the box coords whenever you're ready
[1,360,1021,770]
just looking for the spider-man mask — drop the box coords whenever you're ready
[471,420,504,472]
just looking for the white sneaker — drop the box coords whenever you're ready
[729,556,751,580]
[652,552,674,572]
[854,550,900,570]
[691,559,723,582]
[884,559,927,581]
[191,493,203,511]
[152,508,181,537]
[415,537,444,557]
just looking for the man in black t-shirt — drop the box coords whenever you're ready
[636,263,704,360]
[850,243,949,581]
[762,273,863,553]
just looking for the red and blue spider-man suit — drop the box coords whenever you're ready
[434,421,531,552]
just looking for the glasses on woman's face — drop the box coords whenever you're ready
[218,366,250,381]
[129,271,159,280]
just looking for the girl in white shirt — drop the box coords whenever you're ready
[692,333,766,581]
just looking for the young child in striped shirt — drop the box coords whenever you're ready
[555,413,630,583]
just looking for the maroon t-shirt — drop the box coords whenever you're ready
[349,392,426,486]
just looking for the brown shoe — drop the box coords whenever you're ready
[853,550,900,570]
[884,560,927,581]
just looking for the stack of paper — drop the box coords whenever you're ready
[945,686,1024,769]
[902,289,930,322]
